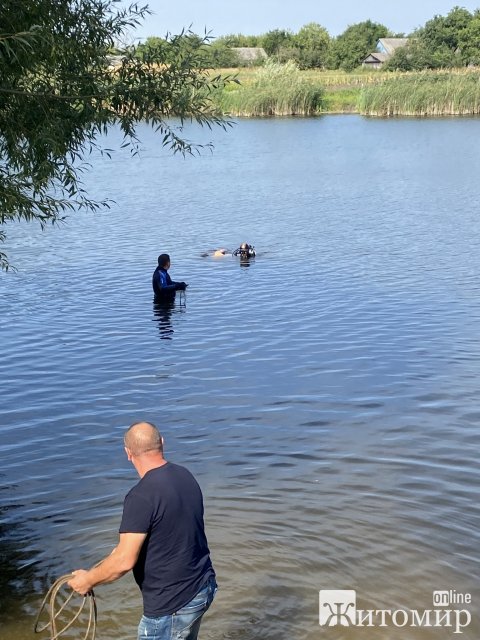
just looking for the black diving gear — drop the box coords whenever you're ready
[233,244,256,258]
[152,267,187,300]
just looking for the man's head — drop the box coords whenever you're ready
[124,421,164,457]
[158,254,170,269]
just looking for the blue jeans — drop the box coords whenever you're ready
[137,577,217,640]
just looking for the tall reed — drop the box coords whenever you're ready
[217,60,325,116]
[359,71,480,116]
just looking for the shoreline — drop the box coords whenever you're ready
[212,67,480,118]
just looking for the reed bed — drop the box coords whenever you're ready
[210,66,480,117]
[359,71,480,116]
[217,60,325,116]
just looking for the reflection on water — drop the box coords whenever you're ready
[0,502,38,622]
[238,256,254,268]
[1,116,480,639]
[152,296,186,340]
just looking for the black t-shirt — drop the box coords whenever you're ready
[119,462,215,616]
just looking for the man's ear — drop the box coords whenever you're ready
[125,446,133,461]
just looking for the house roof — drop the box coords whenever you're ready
[364,52,389,63]
[106,54,123,68]
[363,38,409,65]
[231,47,268,61]
[377,38,409,55]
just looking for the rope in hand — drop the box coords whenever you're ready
[34,573,97,640]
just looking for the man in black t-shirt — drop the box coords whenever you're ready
[68,422,217,640]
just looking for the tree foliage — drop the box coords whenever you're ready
[328,20,389,71]
[136,33,240,68]
[217,33,260,48]
[130,8,480,75]
[0,0,231,270]
[458,13,480,65]
[205,40,241,68]
[385,7,477,70]
[384,38,457,71]
[294,22,330,69]
[261,29,294,57]
[421,6,472,52]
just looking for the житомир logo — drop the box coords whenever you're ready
[319,590,356,626]
[319,589,472,634]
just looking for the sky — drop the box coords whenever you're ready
[129,1,480,41]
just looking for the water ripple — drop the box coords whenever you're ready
[1,117,480,639]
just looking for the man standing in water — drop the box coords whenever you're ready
[152,253,188,301]
[68,422,217,640]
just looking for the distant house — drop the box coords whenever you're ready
[362,52,389,68]
[231,47,268,65]
[363,38,409,69]
[377,38,409,56]
[106,54,123,68]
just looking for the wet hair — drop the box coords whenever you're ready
[125,421,163,456]
[158,254,170,268]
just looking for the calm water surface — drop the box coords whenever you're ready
[1,116,480,639]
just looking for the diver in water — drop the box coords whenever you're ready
[152,254,187,301]
[232,242,256,259]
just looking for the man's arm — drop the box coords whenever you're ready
[164,270,187,291]
[159,270,177,292]
[67,532,146,595]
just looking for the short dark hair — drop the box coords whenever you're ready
[158,253,170,268]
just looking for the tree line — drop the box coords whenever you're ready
[136,6,480,72]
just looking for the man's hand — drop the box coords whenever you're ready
[68,569,93,595]
[66,533,145,594]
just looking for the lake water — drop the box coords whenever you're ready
[1,115,479,640]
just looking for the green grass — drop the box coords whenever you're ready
[321,87,360,113]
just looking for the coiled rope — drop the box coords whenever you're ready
[34,573,97,640]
